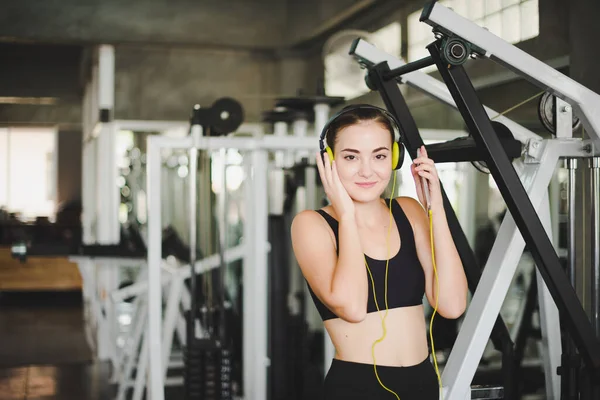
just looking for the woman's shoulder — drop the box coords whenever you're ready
[393,196,425,212]
[392,196,428,228]
[291,207,335,235]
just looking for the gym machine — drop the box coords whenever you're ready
[183,99,244,400]
[350,2,600,399]
[144,105,324,400]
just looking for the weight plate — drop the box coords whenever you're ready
[262,108,308,123]
[275,95,345,110]
[211,97,244,135]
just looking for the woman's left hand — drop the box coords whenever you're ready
[410,145,443,211]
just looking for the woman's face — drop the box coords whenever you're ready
[333,120,393,203]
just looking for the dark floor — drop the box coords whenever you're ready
[0,291,113,400]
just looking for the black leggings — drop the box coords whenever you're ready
[323,356,439,400]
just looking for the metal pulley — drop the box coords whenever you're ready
[538,92,581,134]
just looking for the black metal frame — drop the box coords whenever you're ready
[366,61,517,397]
[365,36,600,397]
[425,39,600,373]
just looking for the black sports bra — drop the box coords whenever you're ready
[306,199,426,321]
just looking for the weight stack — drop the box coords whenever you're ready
[184,338,233,400]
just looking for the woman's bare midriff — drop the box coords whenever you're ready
[324,304,429,367]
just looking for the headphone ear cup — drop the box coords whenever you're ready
[325,147,334,163]
[392,142,405,170]
[391,142,400,169]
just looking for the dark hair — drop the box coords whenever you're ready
[325,106,395,152]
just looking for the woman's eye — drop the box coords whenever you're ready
[344,155,356,161]
[375,154,387,160]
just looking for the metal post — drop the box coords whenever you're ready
[242,154,256,400]
[563,157,580,399]
[273,119,290,168]
[537,196,562,400]
[188,124,199,334]
[566,159,578,289]
[218,147,228,339]
[98,45,115,113]
[313,103,330,137]
[82,137,96,245]
[146,135,165,400]
[96,44,119,245]
[250,148,269,400]
[292,118,309,163]
[162,273,184,378]
[591,157,600,337]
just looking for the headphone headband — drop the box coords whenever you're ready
[319,104,401,152]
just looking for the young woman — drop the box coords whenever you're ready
[291,105,468,400]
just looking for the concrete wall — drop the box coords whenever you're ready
[113,46,281,122]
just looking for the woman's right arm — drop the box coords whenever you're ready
[291,210,368,323]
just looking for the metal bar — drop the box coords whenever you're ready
[161,274,184,378]
[188,123,199,338]
[81,138,96,245]
[110,246,245,302]
[116,301,148,400]
[383,56,434,81]
[96,122,119,244]
[593,157,600,338]
[566,159,578,288]
[218,148,228,340]
[420,2,600,138]
[537,195,562,400]
[97,45,114,111]
[513,268,538,369]
[563,157,579,400]
[146,135,165,400]
[366,61,515,357]
[251,148,270,400]
[113,120,263,137]
[428,40,600,370]
[242,154,256,399]
[132,332,150,400]
[149,134,321,151]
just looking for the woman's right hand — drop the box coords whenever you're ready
[316,151,355,219]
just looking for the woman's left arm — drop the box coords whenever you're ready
[407,145,468,319]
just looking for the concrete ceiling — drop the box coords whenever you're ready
[0,0,409,49]
[0,0,412,103]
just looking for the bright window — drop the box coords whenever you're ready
[407,0,539,67]
[325,22,401,100]
[0,127,57,220]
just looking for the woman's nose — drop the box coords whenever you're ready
[358,160,373,177]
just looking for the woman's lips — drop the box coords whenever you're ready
[356,182,376,188]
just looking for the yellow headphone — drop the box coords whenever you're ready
[319,104,405,170]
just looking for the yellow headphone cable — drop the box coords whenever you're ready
[364,171,442,400]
